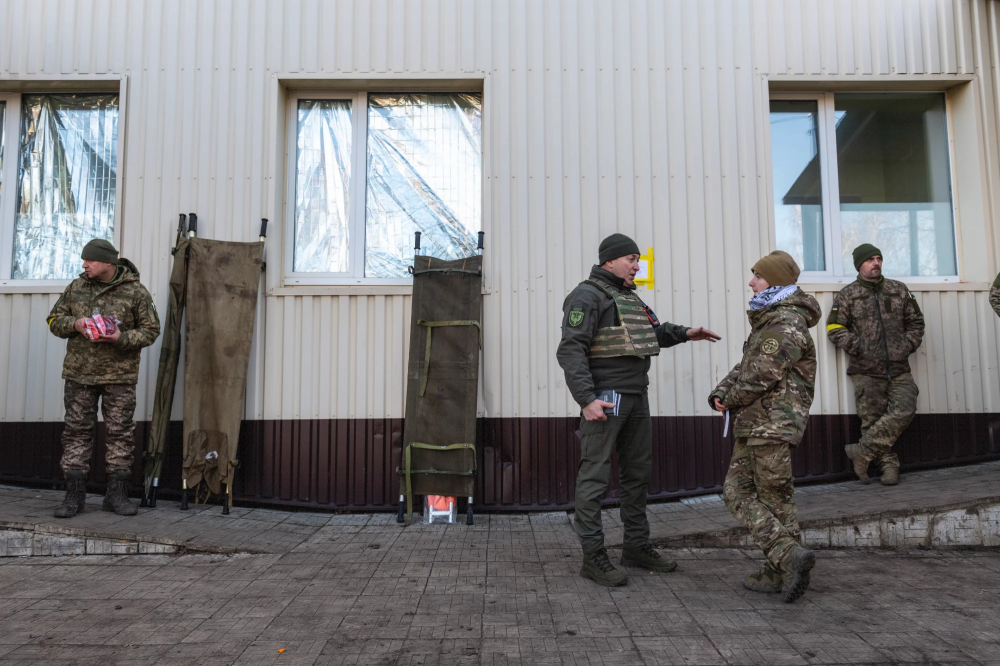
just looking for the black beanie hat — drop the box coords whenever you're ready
[852,243,881,271]
[599,233,641,265]
[81,238,119,265]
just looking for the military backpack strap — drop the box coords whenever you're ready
[416,319,482,397]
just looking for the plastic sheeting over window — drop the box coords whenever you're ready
[365,94,482,278]
[0,102,6,209]
[13,94,118,280]
[293,99,353,273]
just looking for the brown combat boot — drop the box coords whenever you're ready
[743,564,782,593]
[781,546,816,603]
[844,443,871,484]
[880,466,899,486]
[103,476,139,516]
[54,479,87,518]
[581,549,628,587]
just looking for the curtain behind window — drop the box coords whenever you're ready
[365,93,482,278]
[13,94,119,280]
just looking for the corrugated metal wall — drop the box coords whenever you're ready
[2,0,999,428]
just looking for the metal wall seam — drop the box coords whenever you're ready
[0,0,996,424]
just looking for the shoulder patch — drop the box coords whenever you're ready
[568,306,584,328]
[760,336,780,355]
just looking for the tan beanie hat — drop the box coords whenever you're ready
[751,251,800,287]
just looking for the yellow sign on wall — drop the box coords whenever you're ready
[634,247,654,290]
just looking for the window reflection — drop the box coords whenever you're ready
[835,93,955,277]
[770,100,825,272]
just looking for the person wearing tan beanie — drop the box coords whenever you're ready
[708,251,820,603]
[750,250,801,288]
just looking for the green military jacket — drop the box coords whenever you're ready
[825,276,924,379]
[990,272,1000,318]
[47,259,161,385]
[557,266,690,407]
[709,289,820,445]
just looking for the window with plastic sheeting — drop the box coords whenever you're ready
[284,91,483,285]
[0,94,120,281]
[769,92,958,283]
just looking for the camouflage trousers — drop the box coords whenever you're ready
[852,372,918,470]
[61,380,137,479]
[723,438,800,572]
[575,393,652,554]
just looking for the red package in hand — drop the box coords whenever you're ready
[82,318,101,341]
[82,314,119,341]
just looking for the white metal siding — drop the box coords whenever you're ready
[0,0,998,423]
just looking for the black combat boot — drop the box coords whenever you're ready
[581,548,628,587]
[54,479,87,518]
[103,475,139,516]
[620,543,678,573]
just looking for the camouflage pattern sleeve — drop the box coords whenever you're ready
[902,288,924,353]
[116,287,161,351]
[721,322,805,410]
[655,322,690,349]
[990,273,1000,318]
[46,287,80,339]
[825,291,862,356]
[709,363,740,409]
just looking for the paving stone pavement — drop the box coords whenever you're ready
[3,462,999,557]
[0,532,999,665]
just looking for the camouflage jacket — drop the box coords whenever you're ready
[826,277,924,379]
[709,289,820,445]
[47,259,161,385]
[557,266,690,407]
[990,272,1000,318]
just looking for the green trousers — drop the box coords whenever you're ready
[574,392,652,554]
[852,372,918,469]
[723,438,801,572]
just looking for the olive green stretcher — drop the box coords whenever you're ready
[143,215,264,512]
[397,254,483,525]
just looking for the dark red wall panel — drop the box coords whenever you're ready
[2,414,999,511]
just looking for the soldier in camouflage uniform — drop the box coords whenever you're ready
[709,250,819,603]
[990,272,1000,318]
[827,244,924,486]
[46,239,160,518]
[557,233,721,587]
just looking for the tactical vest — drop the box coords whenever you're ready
[584,279,660,358]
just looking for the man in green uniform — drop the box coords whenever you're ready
[46,239,161,518]
[557,233,720,587]
[827,244,924,486]
[990,271,1000,318]
[709,251,820,603]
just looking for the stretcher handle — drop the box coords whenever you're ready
[188,213,198,239]
[414,231,421,255]
[259,218,268,241]
[477,232,485,251]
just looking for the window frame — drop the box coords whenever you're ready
[767,91,961,284]
[0,89,126,290]
[283,89,484,287]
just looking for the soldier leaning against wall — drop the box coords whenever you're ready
[46,239,161,519]
[709,251,819,604]
[826,244,925,486]
[990,271,1000,318]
